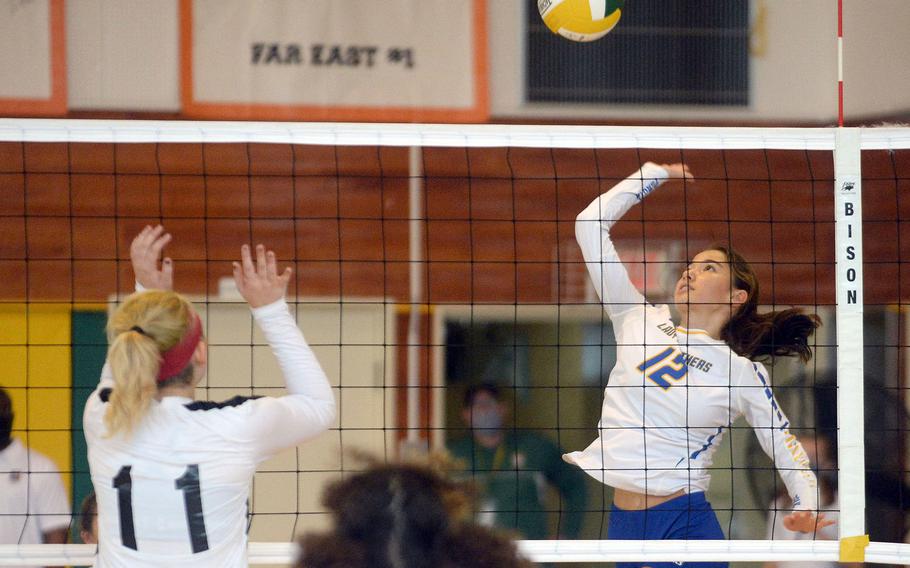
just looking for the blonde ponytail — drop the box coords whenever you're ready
[104,290,197,437]
[104,330,161,436]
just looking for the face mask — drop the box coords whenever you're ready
[471,409,503,431]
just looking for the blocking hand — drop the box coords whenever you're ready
[232,244,292,308]
[130,225,174,291]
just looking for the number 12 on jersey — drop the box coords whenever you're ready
[113,464,210,553]
[637,347,688,389]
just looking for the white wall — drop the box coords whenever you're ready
[0,0,52,99]
[61,0,910,121]
[843,0,910,119]
[67,0,179,111]
[489,0,909,123]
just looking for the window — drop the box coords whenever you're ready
[526,0,750,106]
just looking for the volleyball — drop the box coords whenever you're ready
[538,0,624,42]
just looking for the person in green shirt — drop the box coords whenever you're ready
[447,383,588,540]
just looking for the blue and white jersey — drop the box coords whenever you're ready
[84,298,336,568]
[563,163,818,511]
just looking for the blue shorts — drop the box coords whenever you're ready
[608,491,727,568]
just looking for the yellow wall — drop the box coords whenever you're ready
[0,304,72,494]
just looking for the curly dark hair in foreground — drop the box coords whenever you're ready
[296,460,533,568]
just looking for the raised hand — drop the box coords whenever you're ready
[130,225,174,291]
[783,511,836,534]
[232,244,293,308]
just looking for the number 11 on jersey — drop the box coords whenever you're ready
[113,464,210,553]
[637,347,688,389]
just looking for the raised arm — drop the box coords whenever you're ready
[575,162,686,318]
[737,362,834,533]
[233,244,336,456]
[94,225,175,391]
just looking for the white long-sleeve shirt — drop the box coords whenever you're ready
[0,439,72,568]
[84,298,335,568]
[563,163,818,511]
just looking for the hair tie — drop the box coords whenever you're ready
[130,326,148,336]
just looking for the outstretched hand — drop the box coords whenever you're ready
[232,244,293,308]
[783,511,836,534]
[658,162,694,181]
[130,225,174,290]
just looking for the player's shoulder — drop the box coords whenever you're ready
[616,302,669,327]
[22,444,62,473]
[83,386,113,413]
[183,395,262,413]
[83,387,113,437]
[730,354,769,385]
[172,395,268,447]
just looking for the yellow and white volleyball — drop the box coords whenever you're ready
[538,0,625,42]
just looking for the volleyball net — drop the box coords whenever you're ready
[0,119,909,565]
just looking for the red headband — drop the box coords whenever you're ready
[157,313,203,382]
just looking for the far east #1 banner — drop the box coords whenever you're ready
[181,0,488,122]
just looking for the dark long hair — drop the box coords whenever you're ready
[0,387,12,450]
[713,245,820,362]
[80,490,97,536]
[297,461,533,568]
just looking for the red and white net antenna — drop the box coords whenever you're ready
[837,0,845,126]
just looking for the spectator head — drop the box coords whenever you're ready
[79,490,98,545]
[461,383,507,434]
[296,458,532,568]
[0,387,12,449]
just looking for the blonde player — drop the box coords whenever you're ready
[84,226,336,567]
[564,163,833,568]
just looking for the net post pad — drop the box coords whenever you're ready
[839,535,870,562]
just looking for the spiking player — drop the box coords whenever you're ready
[564,163,833,568]
[84,226,336,567]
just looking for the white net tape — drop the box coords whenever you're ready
[1,541,910,566]
[2,118,908,149]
